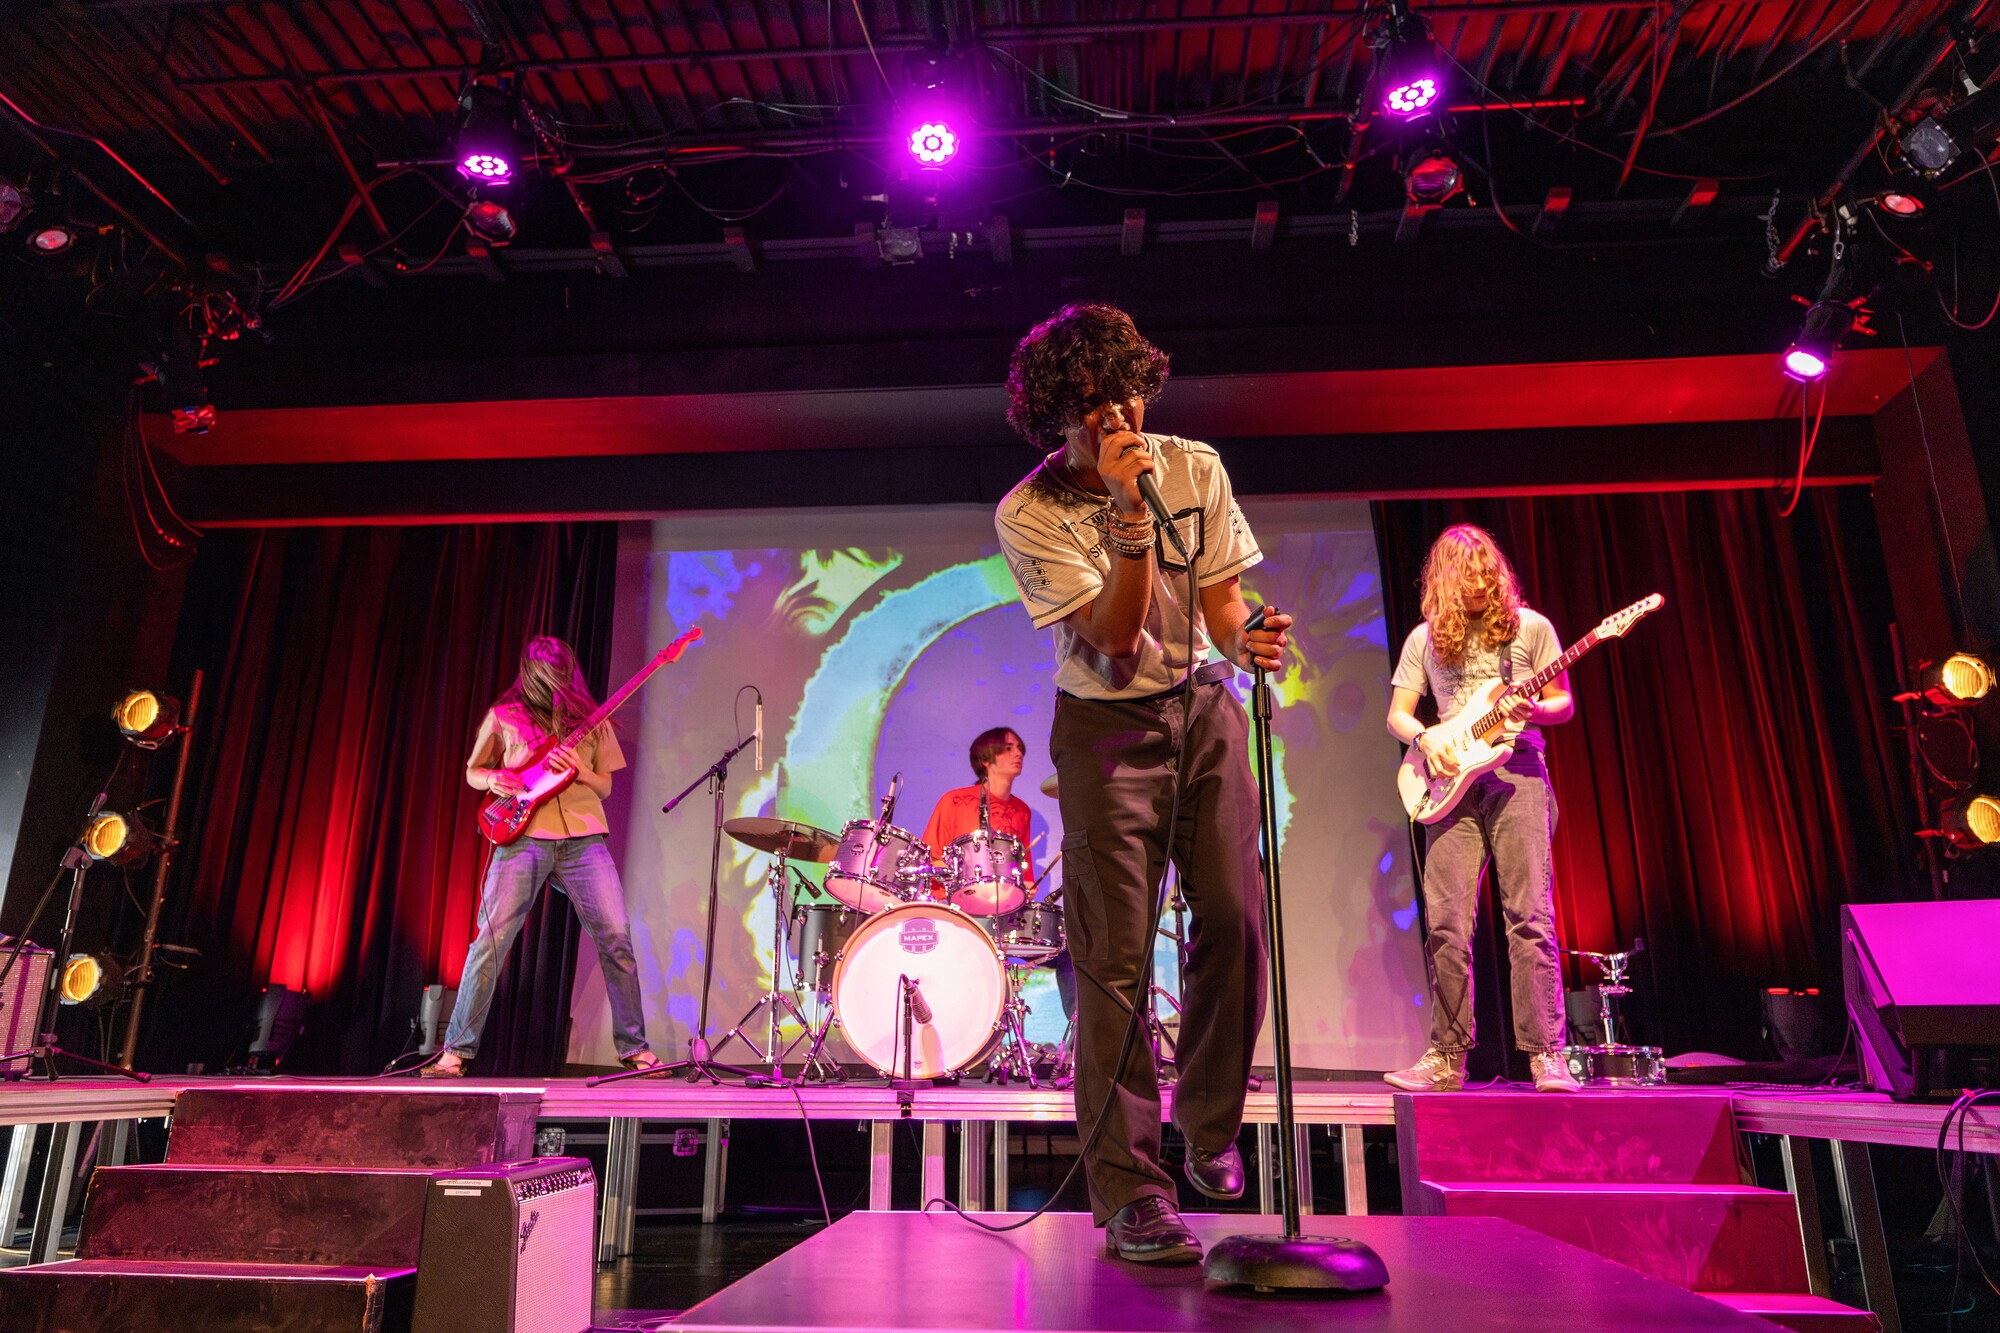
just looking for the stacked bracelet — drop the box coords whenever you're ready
[1104,513,1155,559]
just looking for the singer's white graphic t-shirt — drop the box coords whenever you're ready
[996,434,1260,700]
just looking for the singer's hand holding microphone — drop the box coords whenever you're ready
[1094,398,1189,559]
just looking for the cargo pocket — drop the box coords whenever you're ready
[1061,828,1109,963]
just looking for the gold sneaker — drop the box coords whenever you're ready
[1530,1051,1582,1093]
[1383,1048,1466,1092]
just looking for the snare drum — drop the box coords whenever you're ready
[942,830,1028,916]
[789,902,864,994]
[825,819,929,912]
[830,901,1006,1078]
[990,899,1065,963]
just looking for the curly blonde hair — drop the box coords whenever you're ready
[1419,524,1525,666]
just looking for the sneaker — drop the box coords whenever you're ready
[1382,1048,1465,1092]
[1530,1050,1582,1093]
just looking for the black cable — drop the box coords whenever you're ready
[931,444,1205,1233]
[1936,1088,2000,1306]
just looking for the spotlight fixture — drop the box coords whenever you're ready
[26,222,75,254]
[1900,81,2000,176]
[907,120,960,167]
[1935,793,2000,850]
[0,178,27,233]
[1910,652,1996,708]
[455,80,520,185]
[246,983,309,1071]
[60,952,126,1008]
[82,811,165,868]
[1405,152,1463,204]
[463,198,517,244]
[112,689,182,748]
[1377,0,1444,118]
[1873,176,1931,218]
[1781,299,1855,382]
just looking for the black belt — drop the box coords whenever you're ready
[1063,659,1237,705]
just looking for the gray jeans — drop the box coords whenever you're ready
[442,834,650,1061]
[1419,750,1566,1054]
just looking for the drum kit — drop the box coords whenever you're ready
[715,789,1075,1087]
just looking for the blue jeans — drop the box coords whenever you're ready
[442,835,650,1061]
[1420,750,1566,1054]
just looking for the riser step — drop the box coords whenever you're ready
[1395,1090,1744,1185]
[79,1165,433,1267]
[1704,1292,1881,1332]
[1413,1181,1811,1293]
[0,1259,416,1333]
[166,1087,538,1169]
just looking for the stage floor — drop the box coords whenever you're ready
[667,1211,1776,1332]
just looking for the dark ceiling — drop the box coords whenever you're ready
[1,0,1996,392]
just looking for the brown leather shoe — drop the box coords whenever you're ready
[1104,1196,1201,1264]
[1184,1143,1245,1201]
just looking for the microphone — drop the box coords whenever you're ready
[979,781,991,833]
[905,977,933,1026]
[1137,473,1190,559]
[754,692,763,773]
[881,772,903,829]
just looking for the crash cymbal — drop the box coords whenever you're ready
[1039,772,1061,800]
[723,816,839,863]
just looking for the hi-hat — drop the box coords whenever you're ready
[723,817,838,862]
[1039,772,1061,800]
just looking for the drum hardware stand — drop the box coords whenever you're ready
[1561,940,1664,1088]
[718,858,819,1087]
[1205,606,1389,1293]
[984,969,1041,1088]
[1143,886,1189,1081]
[590,734,757,1088]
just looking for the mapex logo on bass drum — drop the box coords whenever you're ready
[899,919,940,954]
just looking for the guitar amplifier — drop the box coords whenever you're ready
[411,1157,596,1333]
[0,945,53,1077]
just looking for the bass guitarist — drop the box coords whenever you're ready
[425,636,661,1077]
[1384,525,1578,1094]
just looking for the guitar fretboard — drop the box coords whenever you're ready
[1463,629,1602,738]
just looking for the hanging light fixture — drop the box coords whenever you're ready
[1908,652,1996,708]
[455,79,521,185]
[1377,0,1444,119]
[1935,794,2000,850]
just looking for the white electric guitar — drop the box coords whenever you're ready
[1398,594,1663,824]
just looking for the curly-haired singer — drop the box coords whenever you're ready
[994,303,1291,1264]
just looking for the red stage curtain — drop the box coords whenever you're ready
[146,523,617,1075]
[1372,488,1917,1061]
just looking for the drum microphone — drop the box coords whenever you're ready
[904,976,933,1026]
[880,772,903,828]
[754,690,763,773]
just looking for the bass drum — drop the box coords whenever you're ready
[830,901,1006,1078]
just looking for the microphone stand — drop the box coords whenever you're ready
[1204,609,1384,1293]
[588,734,755,1087]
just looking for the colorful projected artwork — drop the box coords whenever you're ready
[566,502,1427,1073]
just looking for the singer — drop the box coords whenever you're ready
[995,304,1291,1263]
[424,637,661,1078]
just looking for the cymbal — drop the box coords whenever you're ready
[1039,772,1061,800]
[723,816,839,863]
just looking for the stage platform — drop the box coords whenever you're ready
[2,1072,1991,1329]
[668,1211,1779,1332]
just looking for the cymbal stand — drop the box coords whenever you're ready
[714,859,819,1086]
[1144,881,1189,1081]
[984,966,1040,1087]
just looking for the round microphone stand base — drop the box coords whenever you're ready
[1202,1232,1391,1293]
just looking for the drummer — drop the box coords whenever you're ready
[921,728,1075,1019]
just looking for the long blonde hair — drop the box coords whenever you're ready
[497,636,600,738]
[1419,524,1525,666]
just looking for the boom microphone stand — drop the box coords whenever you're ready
[1204,606,1382,1293]
[588,734,755,1088]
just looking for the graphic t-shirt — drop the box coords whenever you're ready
[1390,608,1563,752]
[995,434,1261,699]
